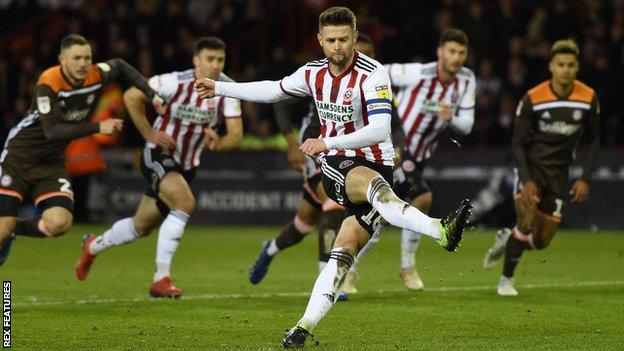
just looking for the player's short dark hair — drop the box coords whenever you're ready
[549,39,579,60]
[357,33,374,45]
[319,6,356,31]
[60,34,89,51]
[195,36,226,54]
[439,28,469,47]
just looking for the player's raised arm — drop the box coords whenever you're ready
[98,58,163,106]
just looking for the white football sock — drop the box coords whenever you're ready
[298,248,353,331]
[154,210,189,282]
[266,239,279,256]
[366,176,440,240]
[318,260,327,273]
[401,229,422,269]
[89,217,139,255]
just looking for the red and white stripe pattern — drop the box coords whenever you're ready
[280,51,395,166]
[388,62,475,162]
[147,70,241,170]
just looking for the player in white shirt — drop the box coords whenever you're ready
[362,29,476,291]
[75,37,243,298]
[194,7,471,346]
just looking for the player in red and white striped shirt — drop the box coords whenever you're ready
[195,7,471,346]
[75,37,243,298]
[385,29,476,291]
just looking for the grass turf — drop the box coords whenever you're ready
[2,225,623,350]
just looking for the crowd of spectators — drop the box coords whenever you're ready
[1,0,623,148]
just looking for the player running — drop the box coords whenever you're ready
[483,39,600,296]
[357,28,476,291]
[0,34,164,267]
[194,7,471,346]
[74,37,243,298]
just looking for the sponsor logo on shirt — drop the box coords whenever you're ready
[541,111,552,119]
[420,99,457,115]
[174,104,217,124]
[375,85,389,99]
[538,120,580,135]
[315,101,355,123]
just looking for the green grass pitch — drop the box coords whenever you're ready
[2,225,623,350]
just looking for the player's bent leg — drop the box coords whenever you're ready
[532,212,560,250]
[250,198,319,285]
[399,182,431,290]
[346,166,471,251]
[498,198,537,296]
[76,196,161,281]
[284,216,367,347]
[401,227,424,291]
[40,207,73,237]
[148,173,193,298]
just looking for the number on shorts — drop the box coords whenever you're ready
[553,198,563,217]
[58,178,72,193]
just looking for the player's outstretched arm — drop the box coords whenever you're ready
[195,78,290,103]
[101,58,161,103]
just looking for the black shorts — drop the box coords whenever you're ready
[320,156,393,235]
[140,147,196,216]
[0,157,74,216]
[513,165,567,221]
[394,154,430,201]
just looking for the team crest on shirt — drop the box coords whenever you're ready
[343,88,353,103]
[339,160,354,169]
[572,109,583,121]
[0,174,12,187]
[451,90,459,104]
[37,96,51,114]
[87,94,96,105]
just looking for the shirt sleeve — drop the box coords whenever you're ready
[385,63,422,88]
[511,94,534,183]
[148,72,179,100]
[450,73,476,135]
[279,65,311,98]
[223,97,242,118]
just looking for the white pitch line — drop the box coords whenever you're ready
[12,280,624,308]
